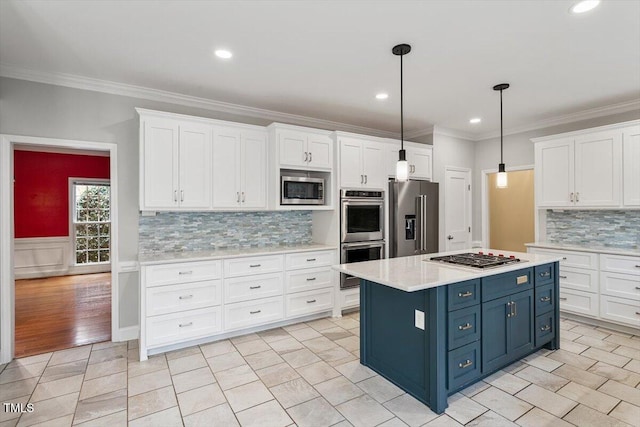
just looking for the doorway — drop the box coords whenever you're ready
[444,167,472,251]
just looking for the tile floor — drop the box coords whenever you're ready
[1,313,639,427]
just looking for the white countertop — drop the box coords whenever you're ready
[139,243,337,266]
[525,242,640,257]
[332,248,563,292]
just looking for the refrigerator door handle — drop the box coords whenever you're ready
[415,195,428,253]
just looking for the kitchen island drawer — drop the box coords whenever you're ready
[224,273,283,304]
[535,312,555,346]
[600,254,640,276]
[146,280,222,316]
[286,267,333,293]
[600,271,640,300]
[286,250,334,270]
[145,260,222,287]
[147,306,222,347]
[286,288,334,318]
[224,255,284,278]
[447,305,480,350]
[529,248,597,269]
[447,279,480,311]
[535,263,555,287]
[558,288,598,317]
[482,268,532,302]
[447,341,481,392]
[559,267,598,292]
[535,283,555,315]
[224,296,284,331]
[600,295,640,328]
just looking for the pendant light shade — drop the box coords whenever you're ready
[493,83,510,188]
[393,43,411,181]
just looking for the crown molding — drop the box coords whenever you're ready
[432,125,476,141]
[0,63,399,139]
[405,125,434,139]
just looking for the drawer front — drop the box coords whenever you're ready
[447,305,481,350]
[145,261,222,287]
[146,307,222,347]
[224,255,284,278]
[482,268,533,302]
[535,312,555,347]
[534,263,555,287]
[146,280,222,316]
[448,341,481,392]
[529,248,597,269]
[224,296,284,331]
[286,288,334,318]
[447,279,480,311]
[600,295,640,328]
[600,272,640,301]
[286,250,335,270]
[341,287,360,309]
[600,254,640,276]
[558,288,598,317]
[535,283,555,315]
[224,273,284,304]
[286,267,334,293]
[559,267,598,292]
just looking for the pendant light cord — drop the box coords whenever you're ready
[500,88,503,164]
[400,53,404,150]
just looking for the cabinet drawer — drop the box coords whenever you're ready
[224,255,284,278]
[535,263,555,287]
[341,287,360,309]
[558,288,598,317]
[600,295,640,328]
[535,283,555,315]
[286,267,333,293]
[600,254,640,276]
[448,341,481,392]
[447,279,480,311]
[224,296,284,331]
[447,305,481,350]
[146,306,222,347]
[224,273,283,304]
[559,267,598,292]
[530,248,597,269]
[286,288,334,318]
[600,272,640,301]
[145,260,222,287]
[535,312,555,347]
[482,268,533,302]
[286,250,334,270]
[146,280,222,316]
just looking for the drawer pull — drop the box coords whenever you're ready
[635,287,640,290]
[540,296,551,302]
[516,275,528,285]
[562,257,567,260]
[306,258,317,262]
[179,271,193,275]
[458,360,473,369]
[306,299,317,304]
[179,295,193,300]
[249,285,262,289]
[539,272,550,277]
[458,323,473,331]
[559,275,567,279]
[249,264,261,268]
[559,297,568,301]
[250,310,261,314]
[458,291,473,298]
[540,325,551,332]
[635,265,640,268]
[306,277,317,281]
[179,322,193,328]
[636,312,640,316]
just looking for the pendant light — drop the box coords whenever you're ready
[493,83,510,188]
[393,43,411,181]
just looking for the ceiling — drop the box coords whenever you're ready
[1,0,639,139]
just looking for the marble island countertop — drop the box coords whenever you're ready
[525,242,640,257]
[138,243,337,265]
[332,248,563,292]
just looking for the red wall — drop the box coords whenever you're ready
[14,151,111,238]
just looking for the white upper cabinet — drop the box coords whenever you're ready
[338,135,385,189]
[275,127,333,171]
[623,126,640,206]
[574,131,621,206]
[385,141,433,181]
[535,138,575,207]
[140,117,211,210]
[241,131,268,208]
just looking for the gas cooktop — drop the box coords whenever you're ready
[429,252,523,269]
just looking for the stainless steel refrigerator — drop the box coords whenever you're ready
[389,180,439,257]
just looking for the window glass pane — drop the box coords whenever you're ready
[76,238,87,251]
[99,237,110,249]
[87,251,99,263]
[100,209,110,221]
[99,251,110,262]
[75,224,88,236]
[87,223,99,235]
[76,251,87,264]
[88,237,99,250]
[73,182,110,265]
[99,224,110,236]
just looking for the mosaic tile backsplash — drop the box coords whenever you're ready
[546,210,640,249]
[139,211,313,254]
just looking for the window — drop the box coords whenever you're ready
[72,181,110,264]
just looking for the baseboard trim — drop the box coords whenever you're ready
[114,325,139,342]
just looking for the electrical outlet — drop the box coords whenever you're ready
[415,310,425,330]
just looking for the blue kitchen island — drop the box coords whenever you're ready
[333,249,562,414]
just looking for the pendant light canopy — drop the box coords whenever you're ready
[493,83,510,188]
[393,43,411,181]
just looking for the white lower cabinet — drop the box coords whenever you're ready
[558,288,599,317]
[341,287,360,310]
[146,280,222,316]
[224,273,283,304]
[600,295,640,327]
[147,307,222,347]
[286,267,333,293]
[286,288,333,318]
[224,296,284,331]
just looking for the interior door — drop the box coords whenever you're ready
[444,168,471,251]
[241,131,267,208]
[179,123,211,209]
[212,127,242,208]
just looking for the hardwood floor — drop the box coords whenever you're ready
[15,273,111,358]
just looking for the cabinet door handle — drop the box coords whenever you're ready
[559,275,567,279]
[304,152,308,162]
[180,190,184,202]
[241,192,245,203]
[309,152,312,163]
[249,285,262,289]
[364,175,368,184]
[174,190,178,202]
[306,299,316,304]
[540,296,551,302]
[540,325,551,332]
[570,192,574,202]
[179,322,193,328]
[360,175,364,184]
[576,192,580,202]
[458,323,473,331]
[249,264,261,268]
[306,277,317,281]
[559,297,568,301]
[178,271,193,275]
[458,359,473,369]
[513,301,517,317]
[458,291,473,298]
[250,310,261,314]
[507,301,512,318]
[179,294,193,300]
[237,192,240,203]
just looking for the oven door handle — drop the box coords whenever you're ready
[342,242,385,250]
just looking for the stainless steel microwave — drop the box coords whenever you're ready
[281,176,325,205]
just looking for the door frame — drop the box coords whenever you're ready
[481,164,534,248]
[443,166,472,251]
[0,134,119,363]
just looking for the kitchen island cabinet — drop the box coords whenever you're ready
[334,249,561,414]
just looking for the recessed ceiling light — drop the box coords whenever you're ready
[570,0,600,14]
[469,118,482,124]
[214,49,233,59]
[376,93,389,100]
